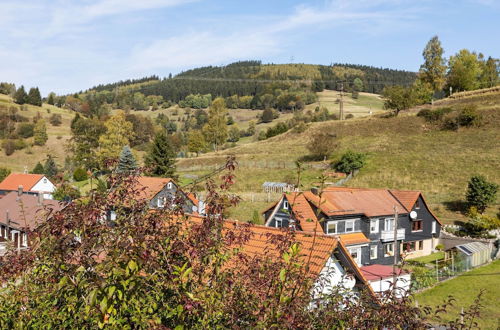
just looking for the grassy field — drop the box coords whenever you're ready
[177,94,500,223]
[414,259,500,329]
[0,94,75,172]
[306,90,384,118]
[411,252,445,264]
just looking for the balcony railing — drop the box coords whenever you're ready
[380,228,405,242]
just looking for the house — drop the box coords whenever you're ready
[263,187,442,266]
[0,173,56,199]
[0,190,62,255]
[131,176,203,214]
[187,216,376,301]
[360,264,411,298]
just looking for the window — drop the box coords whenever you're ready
[275,218,283,228]
[345,220,354,233]
[384,243,394,257]
[167,182,173,189]
[384,218,394,231]
[370,245,378,259]
[418,240,424,250]
[404,241,417,252]
[415,199,420,209]
[157,197,165,208]
[326,222,337,234]
[43,178,47,183]
[412,220,423,231]
[283,200,289,210]
[432,221,437,234]
[348,247,361,265]
[370,219,379,233]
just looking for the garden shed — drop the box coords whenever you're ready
[448,242,491,270]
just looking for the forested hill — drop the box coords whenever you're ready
[82,61,416,103]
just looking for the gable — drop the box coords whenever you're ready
[0,173,46,192]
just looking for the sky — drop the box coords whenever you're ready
[0,0,498,95]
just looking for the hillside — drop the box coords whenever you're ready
[0,94,74,172]
[176,91,500,224]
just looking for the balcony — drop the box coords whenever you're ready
[380,228,405,242]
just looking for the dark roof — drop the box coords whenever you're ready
[0,192,63,230]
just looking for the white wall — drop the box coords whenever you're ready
[31,176,55,199]
[368,274,411,298]
[312,257,356,299]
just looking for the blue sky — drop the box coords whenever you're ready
[1,0,498,95]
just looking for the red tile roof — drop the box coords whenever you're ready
[0,192,63,230]
[360,264,409,281]
[0,173,45,192]
[388,190,420,212]
[132,176,173,200]
[339,232,371,246]
[285,193,322,232]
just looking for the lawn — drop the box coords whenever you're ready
[414,259,500,329]
[410,251,445,264]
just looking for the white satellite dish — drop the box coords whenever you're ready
[410,211,417,219]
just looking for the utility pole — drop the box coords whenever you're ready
[339,81,344,120]
[392,205,399,286]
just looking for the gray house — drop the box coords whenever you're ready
[263,187,442,266]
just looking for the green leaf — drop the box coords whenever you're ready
[107,286,116,299]
[100,297,108,314]
[279,269,287,282]
[58,275,69,289]
[127,260,138,272]
[89,289,98,306]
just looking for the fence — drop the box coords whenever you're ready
[179,160,328,172]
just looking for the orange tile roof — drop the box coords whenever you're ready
[305,187,406,217]
[338,232,370,246]
[0,173,45,192]
[388,190,420,212]
[285,193,322,232]
[131,176,173,200]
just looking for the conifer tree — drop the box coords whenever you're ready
[144,131,176,178]
[28,87,42,106]
[33,119,48,146]
[14,85,28,105]
[116,145,138,173]
[47,92,55,105]
[44,155,58,178]
[32,162,44,174]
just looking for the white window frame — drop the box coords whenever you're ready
[384,218,394,231]
[283,200,289,210]
[345,220,355,233]
[370,245,378,259]
[432,220,437,234]
[157,197,165,208]
[348,247,362,265]
[326,221,337,234]
[167,182,173,189]
[384,243,394,257]
[275,217,283,228]
[411,220,423,232]
[370,218,379,233]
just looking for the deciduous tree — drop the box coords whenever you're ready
[447,49,482,92]
[97,111,134,166]
[419,36,447,92]
[466,175,498,213]
[202,97,228,151]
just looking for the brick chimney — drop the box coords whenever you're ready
[17,185,23,196]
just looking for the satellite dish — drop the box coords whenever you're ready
[410,211,417,219]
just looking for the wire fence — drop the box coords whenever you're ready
[179,160,328,172]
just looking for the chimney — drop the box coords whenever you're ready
[18,185,23,196]
[37,192,44,206]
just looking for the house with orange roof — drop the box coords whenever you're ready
[0,173,56,199]
[263,187,442,267]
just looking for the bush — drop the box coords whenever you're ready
[73,168,88,182]
[0,167,11,182]
[261,108,274,123]
[16,122,35,138]
[435,244,444,251]
[2,140,15,156]
[53,183,81,201]
[345,114,354,119]
[49,114,62,126]
[457,105,481,127]
[333,151,367,174]
[417,107,453,122]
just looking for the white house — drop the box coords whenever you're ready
[0,173,56,199]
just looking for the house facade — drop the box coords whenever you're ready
[0,173,55,199]
[263,187,441,267]
[0,191,62,255]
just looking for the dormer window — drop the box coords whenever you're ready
[283,200,289,210]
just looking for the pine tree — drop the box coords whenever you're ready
[47,92,55,105]
[116,145,138,173]
[32,162,44,174]
[44,155,58,178]
[14,86,28,105]
[144,131,176,178]
[33,119,48,146]
[28,87,42,106]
